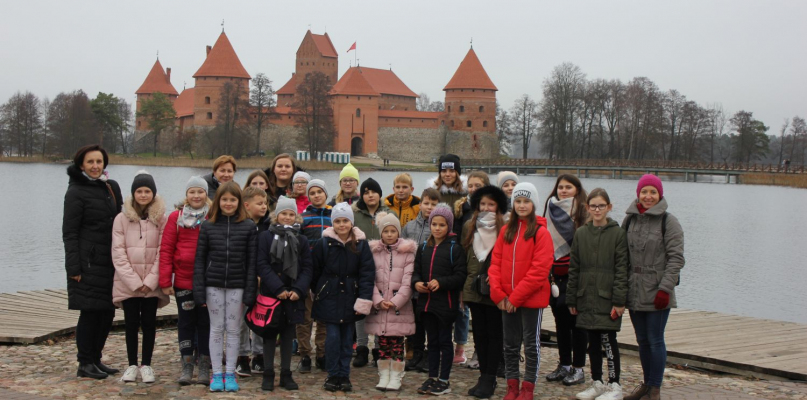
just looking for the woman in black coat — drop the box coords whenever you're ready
[255,197,313,391]
[62,144,124,379]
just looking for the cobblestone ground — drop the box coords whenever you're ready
[0,327,805,400]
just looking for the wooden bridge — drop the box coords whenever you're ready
[1,288,805,381]
[464,159,804,184]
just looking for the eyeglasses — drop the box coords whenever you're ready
[293,181,308,186]
[588,204,609,211]
[341,179,358,184]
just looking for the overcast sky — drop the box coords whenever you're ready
[1,1,804,131]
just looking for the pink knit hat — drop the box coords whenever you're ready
[637,174,663,198]
[428,203,455,233]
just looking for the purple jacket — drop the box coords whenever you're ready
[365,238,417,337]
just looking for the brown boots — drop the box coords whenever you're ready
[624,383,660,400]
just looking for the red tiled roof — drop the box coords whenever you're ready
[276,74,298,96]
[330,67,380,96]
[443,49,497,91]
[359,67,418,98]
[311,32,338,58]
[135,59,178,95]
[173,88,195,117]
[193,32,251,79]
[378,110,443,119]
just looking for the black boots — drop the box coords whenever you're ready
[77,363,107,379]
[261,371,275,391]
[473,374,498,398]
[95,362,119,375]
[371,348,380,367]
[352,345,369,367]
[406,349,424,371]
[279,369,299,390]
[299,355,312,373]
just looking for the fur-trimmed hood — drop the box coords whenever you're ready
[322,226,367,242]
[122,195,166,226]
[426,175,468,195]
[369,238,417,254]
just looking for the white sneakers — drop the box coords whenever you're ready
[120,365,156,383]
[121,365,139,382]
[576,381,623,400]
[140,365,156,383]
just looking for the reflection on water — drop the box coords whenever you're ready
[1,162,805,324]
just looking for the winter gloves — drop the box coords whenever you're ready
[654,290,670,310]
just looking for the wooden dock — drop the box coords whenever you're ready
[541,307,807,381]
[0,289,177,345]
[1,289,804,381]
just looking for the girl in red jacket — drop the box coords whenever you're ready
[159,176,212,386]
[489,182,554,400]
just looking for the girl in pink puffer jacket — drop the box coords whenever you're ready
[365,211,416,392]
[111,171,169,383]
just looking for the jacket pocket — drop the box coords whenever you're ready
[315,280,331,300]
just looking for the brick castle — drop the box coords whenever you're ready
[135,30,499,161]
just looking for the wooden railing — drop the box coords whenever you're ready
[464,159,805,173]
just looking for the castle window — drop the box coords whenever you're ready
[451,120,455,127]
[356,108,361,117]
[479,106,484,112]
[467,120,472,127]
[460,105,465,112]
[483,121,488,127]
[137,120,141,128]
[441,120,445,126]
[205,96,211,104]
[448,106,451,112]
[207,112,213,119]
[288,115,292,119]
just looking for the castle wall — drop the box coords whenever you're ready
[378,127,498,162]
[444,88,497,133]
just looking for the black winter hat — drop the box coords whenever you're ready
[470,185,508,215]
[131,169,157,195]
[439,154,461,174]
[360,177,382,198]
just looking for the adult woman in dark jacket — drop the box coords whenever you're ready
[63,144,124,379]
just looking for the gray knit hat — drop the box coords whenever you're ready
[306,179,328,198]
[429,203,455,233]
[511,182,540,210]
[331,202,354,225]
[497,171,519,189]
[293,171,311,184]
[275,196,297,216]
[186,175,207,193]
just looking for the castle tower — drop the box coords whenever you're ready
[135,59,178,132]
[443,48,497,134]
[277,30,338,106]
[192,31,251,127]
[330,67,380,156]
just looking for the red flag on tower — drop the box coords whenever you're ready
[347,42,356,53]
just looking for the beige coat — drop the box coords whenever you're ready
[111,196,170,308]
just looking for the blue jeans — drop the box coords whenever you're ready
[326,322,355,378]
[630,309,670,387]
[453,304,470,345]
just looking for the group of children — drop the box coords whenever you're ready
[103,151,683,400]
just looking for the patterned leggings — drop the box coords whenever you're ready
[206,287,244,375]
[378,336,405,361]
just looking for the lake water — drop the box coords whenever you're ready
[2,162,805,324]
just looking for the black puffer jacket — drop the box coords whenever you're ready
[193,216,258,306]
[202,173,219,200]
[257,230,313,325]
[311,227,375,324]
[63,165,123,310]
[412,233,467,324]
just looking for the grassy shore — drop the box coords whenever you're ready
[742,172,807,188]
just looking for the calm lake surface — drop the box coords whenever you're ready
[2,162,805,324]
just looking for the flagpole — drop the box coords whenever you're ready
[355,41,357,67]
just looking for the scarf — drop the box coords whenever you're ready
[546,197,576,260]
[268,224,300,280]
[472,212,498,261]
[81,170,109,182]
[180,204,208,228]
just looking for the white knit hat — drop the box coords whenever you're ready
[186,175,208,193]
[331,202,354,225]
[375,211,401,235]
[511,182,540,210]
[497,171,519,189]
[293,171,311,183]
[275,196,297,216]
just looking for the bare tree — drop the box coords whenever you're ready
[250,73,276,154]
[777,118,790,165]
[511,94,538,159]
[417,93,432,111]
[293,71,334,155]
[0,91,42,156]
[214,81,251,156]
[495,101,513,156]
[705,103,727,163]
[48,90,101,158]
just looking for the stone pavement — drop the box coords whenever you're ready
[1,327,805,400]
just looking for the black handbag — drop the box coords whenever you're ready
[473,254,492,296]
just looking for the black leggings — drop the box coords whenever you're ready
[423,312,454,380]
[587,330,620,384]
[76,309,115,364]
[468,303,503,376]
[122,297,159,366]
[407,298,426,351]
[174,288,210,356]
[550,276,587,368]
[263,323,296,372]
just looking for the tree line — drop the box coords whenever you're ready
[496,62,805,165]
